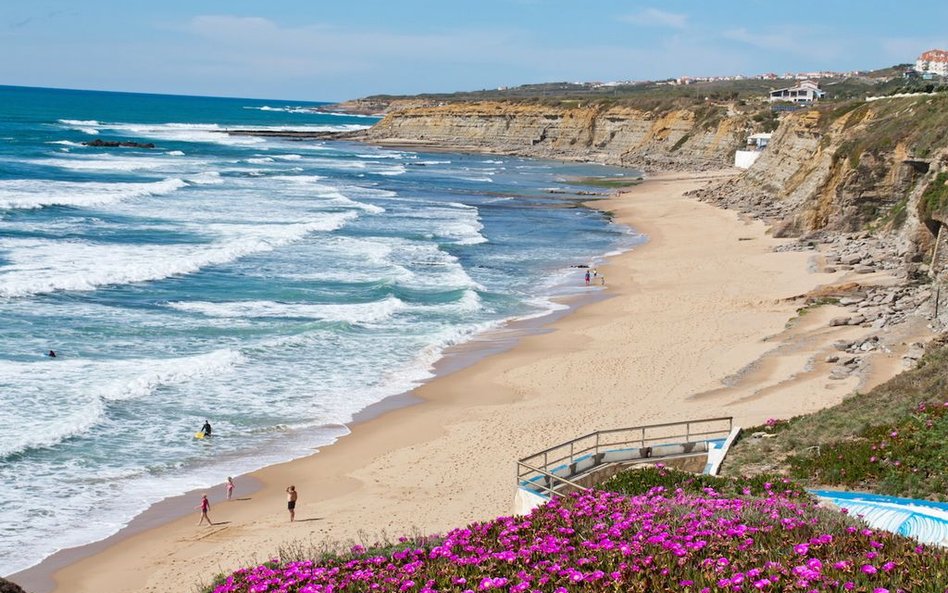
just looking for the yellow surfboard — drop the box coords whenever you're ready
[194,432,206,439]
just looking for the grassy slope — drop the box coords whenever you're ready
[722,339,948,500]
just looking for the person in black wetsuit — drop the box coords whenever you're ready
[200,420,212,437]
[48,350,56,358]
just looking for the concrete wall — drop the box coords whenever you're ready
[735,150,762,169]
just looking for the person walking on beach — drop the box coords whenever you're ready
[197,494,212,526]
[584,270,591,286]
[286,485,298,522]
[225,477,235,501]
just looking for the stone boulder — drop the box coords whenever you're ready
[0,577,27,593]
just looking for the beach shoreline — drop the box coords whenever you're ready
[13,170,930,593]
[10,285,609,593]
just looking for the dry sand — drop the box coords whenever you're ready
[17,171,931,593]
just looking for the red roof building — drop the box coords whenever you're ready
[916,49,948,77]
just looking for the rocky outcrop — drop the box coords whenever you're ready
[693,96,948,243]
[82,139,155,148]
[363,101,751,171]
[0,576,27,593]
[690,94,948,325]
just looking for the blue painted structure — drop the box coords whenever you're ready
[811,490,948,548]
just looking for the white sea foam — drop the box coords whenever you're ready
[35,154,195,172]
[99,349,244,402]
[0,363,104,458]
[516,297,571,321]
[0,212,357,297]
[406,202,488,246]
[58,119,100,126]
[0,178,188,210]
[168,295,406,325]
[375,164,407,176]
[166,150,185,156]
[0,349,240,457]
[245,105,315,114]
[186,171,223,185]
[48,140,84,147]
[267,175,385,214]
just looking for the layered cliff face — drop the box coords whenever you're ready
[364,101,751,171]
[696,95,948,254]
[361,96,948,257]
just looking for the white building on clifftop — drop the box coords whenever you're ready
[768,80,825,103]
[916,49,948,77]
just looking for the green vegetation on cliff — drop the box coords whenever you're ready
[723,340,948,501]
[922,171,948,220]
[824,95,948,170]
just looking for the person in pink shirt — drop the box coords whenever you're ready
[225,477,235,501]
[197,493,212,526]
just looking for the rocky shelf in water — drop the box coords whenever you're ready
[82,139,156,148]
[225,129,367,141]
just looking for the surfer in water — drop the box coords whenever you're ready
[200,420,212,437]
[48,350,56,358]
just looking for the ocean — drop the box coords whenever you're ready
[0,85,642,575]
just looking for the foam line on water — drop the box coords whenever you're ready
[0,349,241,458]
[167,295,407,324]
[0,212,357,297]
[0,178,188,210]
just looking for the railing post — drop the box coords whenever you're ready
[641,427,645,447]
[570,440,574,464]
[595,432,600,457]
[686,421,691,443]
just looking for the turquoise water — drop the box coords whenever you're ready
[0,85,642,574]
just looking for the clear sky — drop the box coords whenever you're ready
[2,0,946,102]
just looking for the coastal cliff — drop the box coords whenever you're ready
[357,94,948,329]
[695,95,948,245]
[362,96,948,249]
[363,101,751,171]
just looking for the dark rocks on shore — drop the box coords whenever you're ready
[82,139,155,148]
[0,576,27,593]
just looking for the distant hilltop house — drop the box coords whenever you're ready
[915,49,948,77]
[768,80,825,104]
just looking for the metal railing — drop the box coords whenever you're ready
[517,462,589,499]
[517,416,732,498]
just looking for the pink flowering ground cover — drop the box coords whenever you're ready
[210,486,947,593]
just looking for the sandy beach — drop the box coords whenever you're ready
[15,171,930,593]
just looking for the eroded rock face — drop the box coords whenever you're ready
[364,102,749,171]
[692,96,948,247]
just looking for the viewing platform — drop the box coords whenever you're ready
[515,417,740,514]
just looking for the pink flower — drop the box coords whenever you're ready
[861,564,878,575]
[793,543,809,555]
